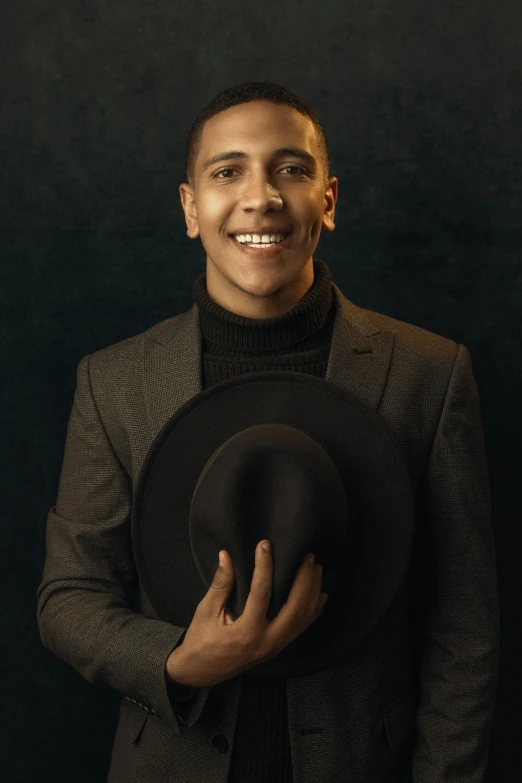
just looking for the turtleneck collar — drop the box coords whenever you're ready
[192,258,334,354]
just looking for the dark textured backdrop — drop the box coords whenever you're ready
[1,1,520,781]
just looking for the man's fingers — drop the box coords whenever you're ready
[240,540,273,624]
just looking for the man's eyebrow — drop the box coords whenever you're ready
[201,147,317,173]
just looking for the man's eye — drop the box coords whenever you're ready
[215,166,306,178]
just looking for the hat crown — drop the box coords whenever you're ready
[189,424,350,629]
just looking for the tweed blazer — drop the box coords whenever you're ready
[37,279,500,783]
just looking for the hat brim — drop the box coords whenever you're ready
[132,370,416,676]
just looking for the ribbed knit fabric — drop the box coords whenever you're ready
[191,257,337,783]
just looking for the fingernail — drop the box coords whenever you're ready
[261,541,271,552]
[219,551,224,565]
[307,553,315,564]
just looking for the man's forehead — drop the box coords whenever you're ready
[198,105,317,171]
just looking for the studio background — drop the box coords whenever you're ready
[1,1,520,781]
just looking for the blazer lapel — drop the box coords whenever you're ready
[143,280,395,442]
[325,281,395,412]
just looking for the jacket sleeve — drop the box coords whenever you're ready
[36,353,211,733]
[411,343,501,782]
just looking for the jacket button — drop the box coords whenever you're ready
[212,735,229,753]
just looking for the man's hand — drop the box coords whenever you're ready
[166,540,328,688]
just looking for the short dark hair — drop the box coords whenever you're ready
[184,80,330,187]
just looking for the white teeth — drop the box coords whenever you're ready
[233,233,286,244]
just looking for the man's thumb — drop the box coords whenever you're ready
[211,550,234,590]
[214,553,236,622]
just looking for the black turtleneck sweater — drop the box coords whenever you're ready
[184,258,337,783]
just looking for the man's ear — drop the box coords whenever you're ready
[179,183,200,239]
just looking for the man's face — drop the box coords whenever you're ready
[179,100,338,318]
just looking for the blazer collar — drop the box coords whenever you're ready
[143,281,395,441]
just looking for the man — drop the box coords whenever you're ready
[37,81,500,782]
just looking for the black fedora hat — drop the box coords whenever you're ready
[131,370,415,679]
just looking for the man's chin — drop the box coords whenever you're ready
[205,258,314,318]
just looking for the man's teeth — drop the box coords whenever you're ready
[233,233,286,245]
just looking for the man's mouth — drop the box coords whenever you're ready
[229,231,291,248]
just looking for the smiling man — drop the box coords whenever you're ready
[179,98,337,319]
[37,81,499,783]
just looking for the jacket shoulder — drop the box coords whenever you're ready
[85,307,194,367]
[357,303,461,364]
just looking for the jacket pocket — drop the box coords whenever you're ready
[381,694,416,748]
[123,698,149,744]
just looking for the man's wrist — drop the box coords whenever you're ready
[166,644,194,689]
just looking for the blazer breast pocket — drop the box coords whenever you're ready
[381,694,416,748]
